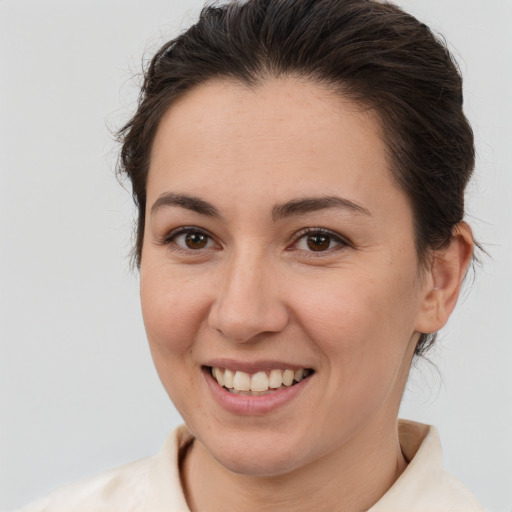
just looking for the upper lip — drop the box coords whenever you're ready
[204,358,313,374]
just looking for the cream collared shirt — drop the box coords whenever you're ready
[21,420,486,512]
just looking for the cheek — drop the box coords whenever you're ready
[139,266,213,416]
[291,268,420,376]
[140,265,209,357]
[292,273,420,441]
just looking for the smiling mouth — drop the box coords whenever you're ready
[208,366,313,395]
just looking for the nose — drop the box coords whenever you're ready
[208,249,289,343]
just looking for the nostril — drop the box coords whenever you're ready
[207,272,289,342]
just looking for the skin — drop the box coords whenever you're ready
[140,78,473,512]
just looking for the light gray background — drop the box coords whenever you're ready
[1,1,510,511]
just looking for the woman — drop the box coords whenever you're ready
[21,0,487,510]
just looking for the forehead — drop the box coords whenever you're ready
[147,77,401,214]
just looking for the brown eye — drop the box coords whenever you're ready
[306,234,331,251]
[293,229,347,254]
[167,228,217,252]
[185,232,208,249]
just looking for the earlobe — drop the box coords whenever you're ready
[415,222,474,334]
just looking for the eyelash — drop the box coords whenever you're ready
[289,227,350,256]
[161,226,220,254]
[160,226,351,256]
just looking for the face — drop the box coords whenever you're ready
[140,78,431,476]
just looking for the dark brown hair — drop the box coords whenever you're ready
[117,0,475,356]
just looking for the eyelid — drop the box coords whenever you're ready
[288,227,352,254]
[160,226,221,252]
[158,225,351,256]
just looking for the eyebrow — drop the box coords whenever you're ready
[150,192,222,218]
[271,196,371,221]
[150,192,371,220]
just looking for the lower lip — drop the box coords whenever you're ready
[203,368,312,415]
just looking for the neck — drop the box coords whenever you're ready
[181,418,407,512]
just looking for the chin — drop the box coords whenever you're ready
[199,428,307,477]
[215,448,301,477]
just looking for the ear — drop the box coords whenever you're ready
[414,222,474,334]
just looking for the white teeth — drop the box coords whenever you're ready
[213,367,224,387]
[251,371,269,392]
[233,371,251,391]
[211,367,311,392]
[282,369,294,386]
[269,369,283,389]
[224,369,234,389]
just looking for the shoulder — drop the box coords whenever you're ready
[19,425,192,512]
[20,457,155,512]
[369,420,487,512]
